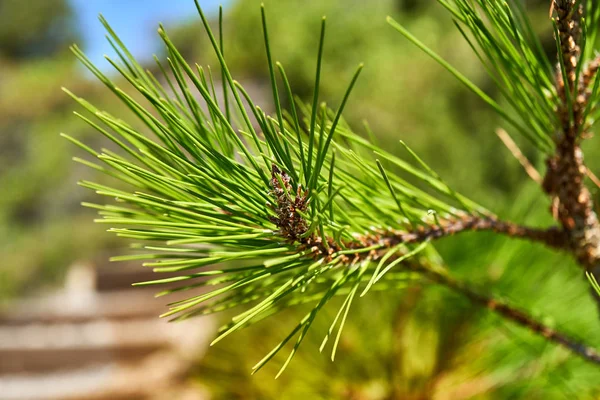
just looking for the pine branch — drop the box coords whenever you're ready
[544,2,600,279]
[554,0,583,98]
[418,263,600,365]
[270,164,568,263]
[383,216,567,249]
[63,0,600,374]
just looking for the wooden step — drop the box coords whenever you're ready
[0,351,208,400]
[0,261,216,398]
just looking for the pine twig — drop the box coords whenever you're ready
[545,1,600,272]
[553,0,583,96]
[382,215,567,250]
[270,165,568,264]
[416,263,600,365]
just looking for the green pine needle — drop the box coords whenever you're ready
[388,0,562,153]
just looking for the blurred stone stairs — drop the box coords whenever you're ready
[0,260,215,400]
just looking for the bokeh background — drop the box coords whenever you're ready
[1,0,600,399]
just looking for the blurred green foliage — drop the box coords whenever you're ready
[2,0,600,397]
[0,0,121,298]
[0,0,78,60]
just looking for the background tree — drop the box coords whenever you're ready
[0,0,77,60]
[0,0,120,299]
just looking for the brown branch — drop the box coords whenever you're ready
[553,0,582,97]
[382,215,567,250]
[545,2,600,277]
[269,165,569,263]
[415,263,600,365]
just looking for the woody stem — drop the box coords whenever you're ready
[382,215,567,250]
[415,263,600,365]
[546,1,600,295]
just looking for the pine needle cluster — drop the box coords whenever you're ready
[63,0,600,374]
